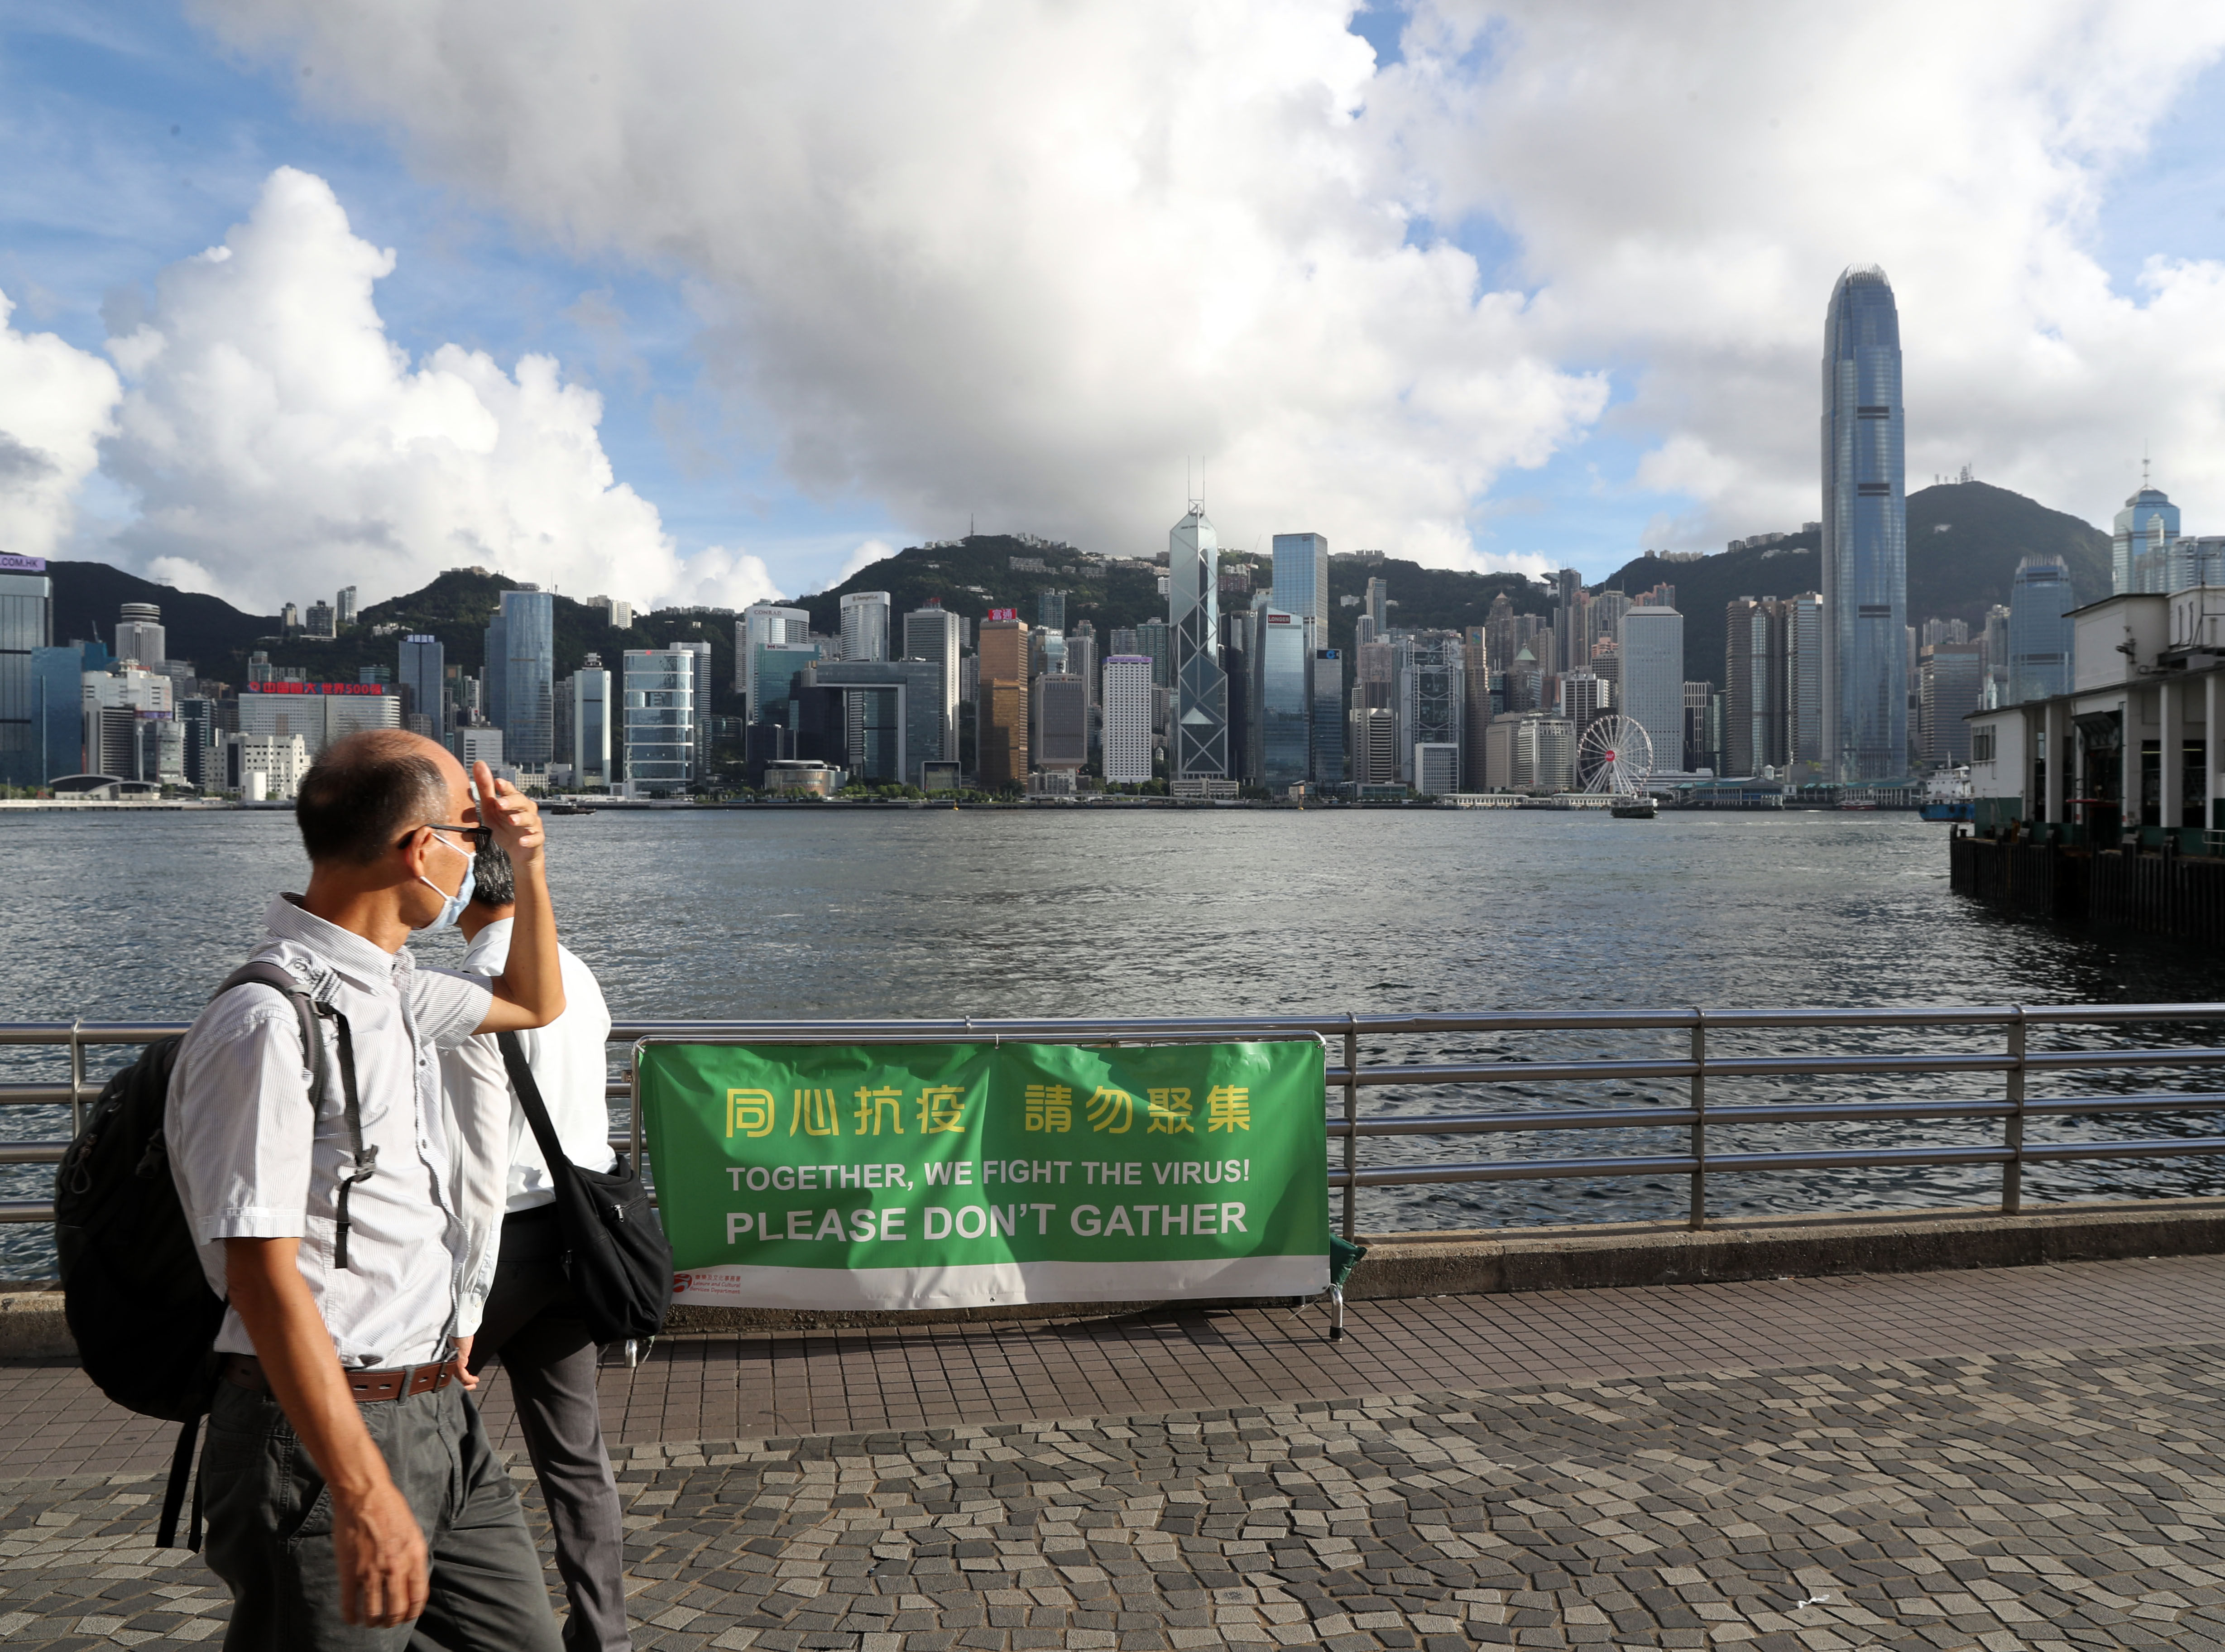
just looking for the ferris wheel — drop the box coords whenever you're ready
[1578,715,1655,796]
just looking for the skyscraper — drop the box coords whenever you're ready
[1037,590,1066,632]
[1364,577,1388,636]
[1724,597,1787,776]
[1134,618,1171,689]
[1551,569,1582,683]
[398,633,446,742]
[114,601,164,669]
[1270,533,1330,631]
[1252,610,1310,793]
[977,616,1030,790]
[1102,656,1154,785]
[2113,479,2179,594]
[1821,265,1908,779]
[1783,593,1824,777]
[622,648,696,794]
[1,566,55,788]
[572,656,612,789]
[336,586,359,629]
[1169,504,1227,783]
[499,588,556,767]
[1311,648,1345,788]
[1617,604,1683,774]
[902,603,963,761]
[2009,556,2075,703]
[1918,644,1983,767]
[740,603,811,702]
[840,591,892,663]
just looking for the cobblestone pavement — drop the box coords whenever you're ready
[10,1341,2225,1650]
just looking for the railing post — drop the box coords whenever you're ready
[1688,1010,1706,1230]
[2003,1007,2026,1215]
[1342,1014,1359,1242]
[67,1019,85,1138]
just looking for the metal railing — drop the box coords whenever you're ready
[6,1007,2225,1240]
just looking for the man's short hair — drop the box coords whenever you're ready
[471,841,517,909]
[295,731,453,866]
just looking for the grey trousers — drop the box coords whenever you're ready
[200,1372,562,1652]
[468,1207,632,1652]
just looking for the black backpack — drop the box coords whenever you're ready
[55,961,364,1549]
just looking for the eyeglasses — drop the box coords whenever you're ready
[402,823,494,853]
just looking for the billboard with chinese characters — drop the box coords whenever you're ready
[636,1039,1328,1309]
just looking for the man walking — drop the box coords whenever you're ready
[442,843,632,1652]
[168,731,568,1649]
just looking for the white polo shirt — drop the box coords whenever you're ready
[167,895,493,1369]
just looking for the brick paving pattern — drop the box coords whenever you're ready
[9,1257,2225,1648]
[11,1345,2225,1649]
[13,1253,2225,1484]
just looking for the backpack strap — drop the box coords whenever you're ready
[212,963,373,1271]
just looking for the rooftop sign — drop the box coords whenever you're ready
[987,608,1017,622]
[245,682,393,696]
[0,554,48,573]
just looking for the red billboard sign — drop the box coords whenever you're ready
[987,608,1017,622]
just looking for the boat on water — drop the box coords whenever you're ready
[545,801,599,816]
[1611,796,1658,819]
[1917,764,1972,822]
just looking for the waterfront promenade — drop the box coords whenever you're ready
[7,1254,2225,1649]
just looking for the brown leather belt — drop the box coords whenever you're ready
[223,1352,454,1404]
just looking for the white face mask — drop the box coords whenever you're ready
[417,834,477,932]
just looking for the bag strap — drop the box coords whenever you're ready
[156,1412,201,1550]
[496,1032,578,1193]
[212,964,372,1271]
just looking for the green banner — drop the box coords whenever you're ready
[637,1039,1329,1310]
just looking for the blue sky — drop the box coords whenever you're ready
[7,3,2225,603]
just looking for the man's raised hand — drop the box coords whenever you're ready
[471,760,545,864]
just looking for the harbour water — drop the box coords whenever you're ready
[6,807,2224,1279]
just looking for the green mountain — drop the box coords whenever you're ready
[1601,480,2111,689]
[798,532,1555,656]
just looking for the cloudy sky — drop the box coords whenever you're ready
[5,1,2225,614]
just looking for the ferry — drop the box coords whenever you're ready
[1918,766,1973,822]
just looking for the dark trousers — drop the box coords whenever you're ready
[468,1206,632,1652]
[201,1374,562,1652]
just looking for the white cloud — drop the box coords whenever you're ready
[192,0,1609,568]
[161,1,2225,575]
[1379,0,2225,547]
[0,289,120,561]
[831,539,897,587]
[98,166,777,611]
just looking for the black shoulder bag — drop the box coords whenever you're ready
[495,1032,674,1346]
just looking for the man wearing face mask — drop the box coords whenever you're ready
[167,730,569,1650]
[439,842,630,1652]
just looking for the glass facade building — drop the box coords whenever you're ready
[2113,485,2179,595]
[0,570,54,789]
[1617,605,1684,778]
[1252,610,1311,792]
[497,589,555,766]
[1169,505,1227,781]
[1821,266,1908,780]
[398,633,445,742]
[902,605,963,761]
[1311,648,1344,786]
[2008,555,2075,703]
[572,664,611,788]
[1270,533,1330,631]
[623,648,697,793]
[840,592,891,663]
[753,643,822,730]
